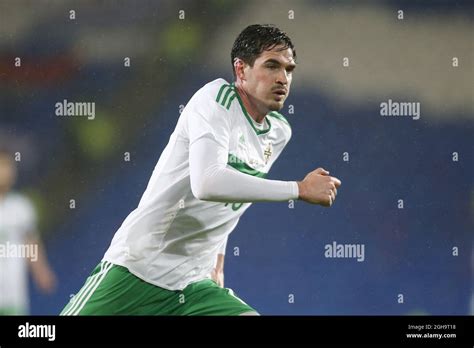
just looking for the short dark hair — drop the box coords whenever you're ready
[231,24,296,78]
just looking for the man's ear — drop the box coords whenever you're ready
[234,58,247,81]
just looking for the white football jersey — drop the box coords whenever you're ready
[103,78,293,290]
[0,193,37,312]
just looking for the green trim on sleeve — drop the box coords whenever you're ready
[216,84,237,110]
[221,87,234,107]
[225,93,237,110]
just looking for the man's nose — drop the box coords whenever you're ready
[276,69,289,85]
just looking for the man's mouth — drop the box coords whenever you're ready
[272,89,287,102]
[273,89,286,96]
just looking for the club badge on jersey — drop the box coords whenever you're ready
[263,142,273,165]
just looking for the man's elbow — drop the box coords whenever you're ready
[191,179,215,201]
[190,164,227,201]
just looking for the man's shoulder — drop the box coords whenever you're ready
[187,78,238,118]
[194,78,231,102]
[198,79,241,110]
[3,192,34,212]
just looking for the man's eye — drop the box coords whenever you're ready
[267,65,278,69]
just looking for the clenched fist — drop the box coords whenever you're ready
[297,168,341,206]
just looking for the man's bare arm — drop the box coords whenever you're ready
[211,253,225,287]
[26,235,57,293]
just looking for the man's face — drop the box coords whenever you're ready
[242,45,296,113]
[0,155,16,193]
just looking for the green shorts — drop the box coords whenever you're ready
[60,261,256,316]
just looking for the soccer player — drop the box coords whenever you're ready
[0,150,57,315]
[61,24,341,316]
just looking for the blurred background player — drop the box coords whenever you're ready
[0,149,57,315]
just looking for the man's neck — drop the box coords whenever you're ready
[234,82,267,124]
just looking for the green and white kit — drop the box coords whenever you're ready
[61,78,296,315]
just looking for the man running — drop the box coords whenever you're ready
[61,24,341,316]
